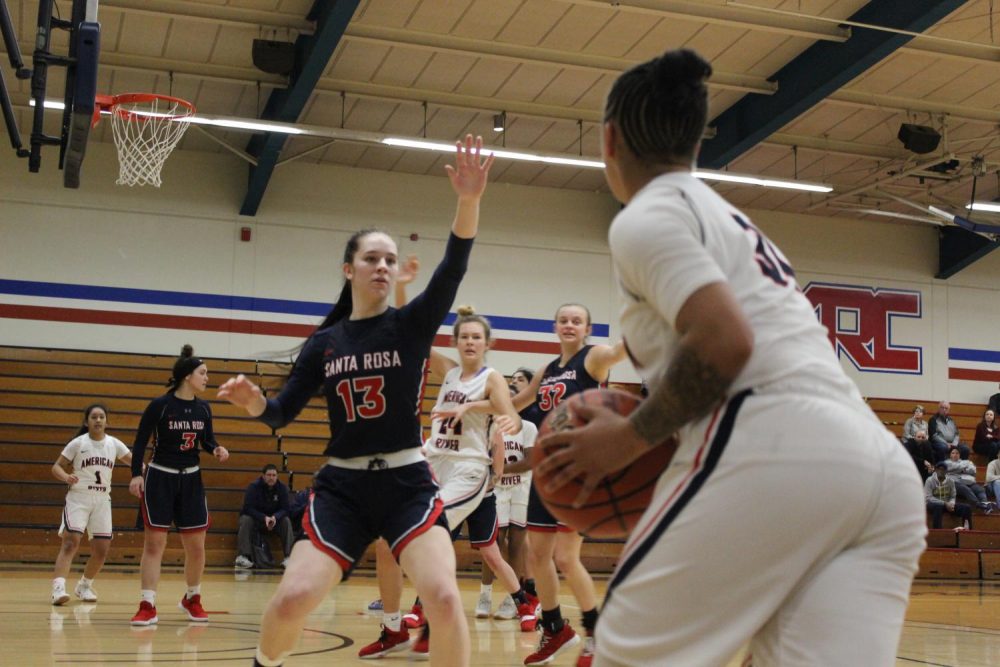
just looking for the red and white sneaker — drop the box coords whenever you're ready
[524,622,580,665]
[130,601,158,626]
[410,626,430,661]
[358,625,411,659]
[518,602,538,632]
[576,632,595,667]
[402,603,426,629]
[179,594,208,622]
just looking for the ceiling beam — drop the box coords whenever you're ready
[825,89,1000,126]
[99,0,313,31]
[564,0,849,41]
[241,0,361,216]
[698,0,969,170]
[764,133,911,161]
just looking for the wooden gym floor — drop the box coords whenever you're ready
[3,564,1000,666]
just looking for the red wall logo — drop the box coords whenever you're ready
[803,282,922,374]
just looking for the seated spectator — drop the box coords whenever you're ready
[943,448,992,512]
[974,409,999,461]
[925,462,972,530]
[988,383,1000,416]
[987,451,1000,503]
[901,404,933,478]
[929,401,970,461]
[235,464,293,570]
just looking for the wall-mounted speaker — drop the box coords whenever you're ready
[897,123,941,154]
[252,39,296,76]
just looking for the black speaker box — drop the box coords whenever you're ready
[897,123,941,154]
[252,39,296,76]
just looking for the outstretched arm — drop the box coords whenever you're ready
[446,135,495,239]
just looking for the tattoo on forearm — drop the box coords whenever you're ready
[629,344,731,446]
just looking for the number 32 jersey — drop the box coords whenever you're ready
[608,172,860,412]
[61,434,130,494]
[530,345,602,427]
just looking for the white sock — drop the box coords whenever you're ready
[140,589,156,604]
[255,647,289,667]
[79,576,93,586]
[384,611,402,632]
[53,577,66,588]
[480,583,492,596]
[186,585,201,599]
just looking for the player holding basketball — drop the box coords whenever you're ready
[50,404,132,605]
[129,345,230,626]
[538,49,926,666]
[511,304,626,666]
[218,135,493,667]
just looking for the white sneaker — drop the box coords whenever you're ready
[475,592,492,619]
[52,582,70,606]
[234,555,254,569]
[75,580,98,602]
[493,595,518,620]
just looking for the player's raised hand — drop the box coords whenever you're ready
[218,374,266,416]
[398,255,420,286]
[445,134,494,200]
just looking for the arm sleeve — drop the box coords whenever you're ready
[609,196,727,329]
[274,482,290,522]
[201,402,219,453]
[924,479,940,504]
[903,418,915,440]
[241,483,265,521]
[259,333,327,429]
[131,397,162,477]
[975,423,987,447]
[946,481,957,503]
[401,234,473,338]
[60,437,80,462]
[114,439,131,459]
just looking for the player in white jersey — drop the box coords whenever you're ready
[537,49,926,666]
[50,404,132,605]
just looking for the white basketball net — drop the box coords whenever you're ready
[110,96,194,187]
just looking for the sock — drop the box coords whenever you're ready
[53,577,66,588]
[479,583,493,597]
[186,585,201,599]
[522,578,537,597]
[254,647,288,667]
[511,588,527,605]
[581,607,599,634]
[79,576,93,587]
[541,606,564,634]
[140,589,156,604]
[384,611,402,632]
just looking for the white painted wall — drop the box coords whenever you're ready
[2,142,999,404]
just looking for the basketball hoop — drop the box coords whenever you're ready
[100,93,195,187]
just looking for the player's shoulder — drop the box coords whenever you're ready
[63,434,86,450]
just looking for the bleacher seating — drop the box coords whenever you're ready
[0,345,625,572]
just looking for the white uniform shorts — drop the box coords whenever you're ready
[59,490,113,540]
[595,387,926,667]
[494,476,530,528]
[428,456,490,530]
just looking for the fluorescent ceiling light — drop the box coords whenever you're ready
[967,202,1000,213]
[29,99,66,110]
[28,99,834,192]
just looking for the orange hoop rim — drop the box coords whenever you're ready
[97,93,196,122]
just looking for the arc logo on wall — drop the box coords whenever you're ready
[803,282,922,375]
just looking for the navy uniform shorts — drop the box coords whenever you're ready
[141,463,210,532]
[302,460,447,577]
[526,478,573,533]
[450,492,499,549]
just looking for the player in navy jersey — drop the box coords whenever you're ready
[510,304,626,666]
[128,345,231,626]
[218,135,494,667]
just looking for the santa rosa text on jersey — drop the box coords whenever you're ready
[324,350,403,377]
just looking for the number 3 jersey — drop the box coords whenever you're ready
[131,393,219,477]
[426,366,492,464]
[608,172,860,411]
[61,434,130,494]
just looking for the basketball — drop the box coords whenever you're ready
[531,388,677,538]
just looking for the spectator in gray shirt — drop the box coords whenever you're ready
[929,401,970,461]
[925,462,971,529]
[943,448,992,512]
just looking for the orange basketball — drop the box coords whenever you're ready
[532,388,676,538]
